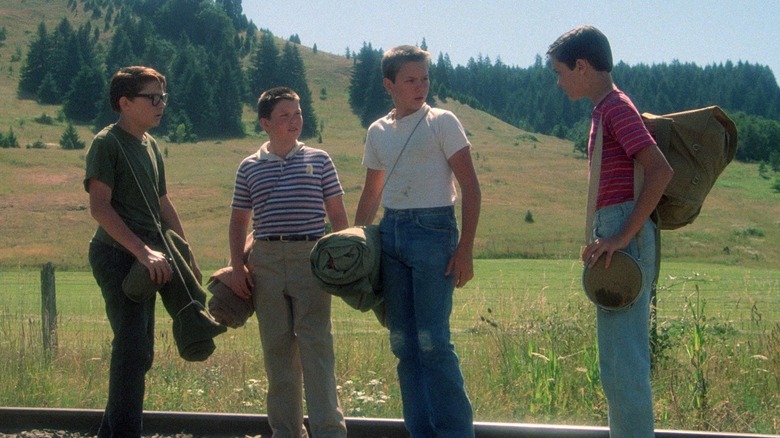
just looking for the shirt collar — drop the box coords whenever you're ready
[258,141,304,161]
[390,103,430,123]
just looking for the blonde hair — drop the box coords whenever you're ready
[382,45,430,82]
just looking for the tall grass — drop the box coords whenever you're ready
[1,260,778,434]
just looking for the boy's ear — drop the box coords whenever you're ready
[258,117,269,131]
[383,77,394,94]
[117,95,131,111]
[575,58,590,72]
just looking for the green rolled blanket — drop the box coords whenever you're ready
[123,229,227,361]
[310,225,385,326]
[161,229,227,361]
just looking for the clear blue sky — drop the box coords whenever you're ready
[244,0,779,85]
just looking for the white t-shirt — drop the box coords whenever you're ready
[362,104,471,209]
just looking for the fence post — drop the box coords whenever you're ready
[650,230,662,365]
[41,262,58,353]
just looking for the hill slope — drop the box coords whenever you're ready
[0,0,777,269]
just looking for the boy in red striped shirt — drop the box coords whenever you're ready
[548,26,673,437]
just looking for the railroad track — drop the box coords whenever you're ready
[0,407,776,437]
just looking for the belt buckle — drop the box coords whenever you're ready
[278,235,290,242]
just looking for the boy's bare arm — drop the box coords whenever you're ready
[625,145,673,238]
[447,148,482,288]
[354,168,385,226]
[583,144,673,268]
[228,208,253,299]
[324,195,349,232]
[88,178,172,284]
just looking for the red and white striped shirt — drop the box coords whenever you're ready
[589,89,657,210]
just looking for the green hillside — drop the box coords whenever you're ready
[0,0,777,269]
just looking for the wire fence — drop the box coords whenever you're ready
[1,261,779,433]
[2,261,779,355]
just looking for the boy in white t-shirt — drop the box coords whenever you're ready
[354,45,481,438]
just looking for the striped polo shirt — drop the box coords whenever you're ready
[589,89,657,210]
[232,142,344,238]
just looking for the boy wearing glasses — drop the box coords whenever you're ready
[84,66,197,436]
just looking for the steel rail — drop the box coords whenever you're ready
[0,407,776,437]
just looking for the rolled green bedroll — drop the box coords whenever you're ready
[310,225,385,325]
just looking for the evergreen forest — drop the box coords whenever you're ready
[350,43,780,165]
[12,0,780,166]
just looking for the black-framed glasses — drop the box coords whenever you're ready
[134,92,168,106]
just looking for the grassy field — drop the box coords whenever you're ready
[1,1,779,270]
[1,260,778,433]
[2,93,779,269]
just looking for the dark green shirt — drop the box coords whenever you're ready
[84,124,167,249]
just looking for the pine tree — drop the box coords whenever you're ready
[431,53,452,95]
[60,123,85,150]
[279,43,318,139]
[360,66,391,127]
[212,50,246,137]
[247,31,280,102]
[0,128,19,148]
[349,43,392,127]
[63,64,104,122]
[18,22,51,97]
[49,18,75,102]
[168,39,217,138]
[36,72,60,104]
[215,0,244,30]
[93,20,150,130]
[105,26,139,80]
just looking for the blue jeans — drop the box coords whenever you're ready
[592,201,657,438]
[89,240,156,438]
[380,206,474,438]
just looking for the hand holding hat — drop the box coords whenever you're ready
[123,248,172,303]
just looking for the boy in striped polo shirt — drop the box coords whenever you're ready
[228,87,349,437]
[548,26,673,437]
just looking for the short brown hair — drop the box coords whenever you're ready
[381,45,430,82]
[547,26,613,72]
[257,86,300,120]
[109,66,167,112]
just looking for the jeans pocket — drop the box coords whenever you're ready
[593,216,620,241]
[415,212,456,233]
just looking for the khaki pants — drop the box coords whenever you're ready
[249,240,347,438]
